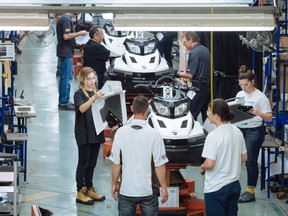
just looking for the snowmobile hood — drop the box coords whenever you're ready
[92,81,127,134]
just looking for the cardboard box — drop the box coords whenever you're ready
[158,187,179,208]
[273,54,288,94]
[280,36,288,48]
[279,62,288,94]
[276,101,288,111]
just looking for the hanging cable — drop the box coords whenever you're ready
[210,3,214,110]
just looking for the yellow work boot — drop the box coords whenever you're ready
[76,186,95,205]
[87,187,106,201]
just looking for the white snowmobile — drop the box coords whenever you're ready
[135,76,206,165]
[107,37,174,93]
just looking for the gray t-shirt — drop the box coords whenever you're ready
[187,43,210,81]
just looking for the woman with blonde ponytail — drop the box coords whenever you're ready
[73,67,106,205]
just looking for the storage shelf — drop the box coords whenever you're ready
[0,153,20,216]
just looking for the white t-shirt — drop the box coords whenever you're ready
[201,123,247,193]
[236,89,272,128]
[109,119,169,197]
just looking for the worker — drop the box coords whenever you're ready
[201,98,247,215]
[56,13,87,110]
[236,65,272,203]
[109,95,169,216]
[83,25,110,89]
[74,67,106,205]
[177,31,211,123]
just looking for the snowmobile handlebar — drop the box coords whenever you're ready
[174,85,199,92]
[134,83,154,89]
[134,81,199,92]
[155,75,175,86]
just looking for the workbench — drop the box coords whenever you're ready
[260,135,286,198]
[6,105,36,182]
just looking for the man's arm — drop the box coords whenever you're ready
[248,107,272,122]
[200,158,216,175]
[178,71,193,79]
[155,164,168,203]
[111,163,121,201]
[63,30,87,40]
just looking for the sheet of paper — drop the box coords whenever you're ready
[75,34,90,45]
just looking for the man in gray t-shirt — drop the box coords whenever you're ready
[177,31,211,122]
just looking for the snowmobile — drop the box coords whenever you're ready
[106,37,174,93]
[75,13,130,56]
[135,76,206,166]
[102,22,132,57]
[75,13,173,93]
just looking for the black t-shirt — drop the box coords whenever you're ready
[187,43,210,81]
[56,14,76,58]
[74,88,105,146]
[83,39,110,73]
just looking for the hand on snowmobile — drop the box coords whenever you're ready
[90,91,104,103]
[248,107,258,116]
[78,30,88,36]
[237,105,253,113]
[175,70,182,78]
[96,90,105,98]
[111,125,119,132]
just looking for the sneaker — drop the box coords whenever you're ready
[87,187,105,201]
[58,104,75,111]
[238,191,256,203]
[76,187,95,205]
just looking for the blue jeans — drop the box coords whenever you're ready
[57,57,61,71]
[59,57,73,105]
[118,194,158,216]
[205,180,241,216]
[240,126,266,187]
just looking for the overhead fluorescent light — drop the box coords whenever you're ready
[0,13,49,31]
[115,26,275,32]
[114,13,275,32]
[0,0,255,4]
[0,26,50,31]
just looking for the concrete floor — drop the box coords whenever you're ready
[11,37,288,216]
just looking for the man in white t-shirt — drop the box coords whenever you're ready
[109,96,169,216]
[200,99,247,215]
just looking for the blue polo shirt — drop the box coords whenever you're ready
[187,43,210,81]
